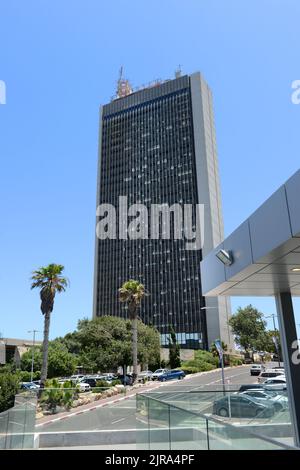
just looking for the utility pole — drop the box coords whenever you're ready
[265,314,281,367]
[214,339,225,395]
[28,330,39,382]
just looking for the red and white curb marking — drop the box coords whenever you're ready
[35,394,134,428]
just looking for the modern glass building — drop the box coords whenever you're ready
[93,72,233,350]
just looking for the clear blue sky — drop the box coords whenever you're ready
[0,0,299,342]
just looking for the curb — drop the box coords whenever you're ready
[36,394,133,428]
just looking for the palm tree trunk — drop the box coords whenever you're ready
[40,311,51,388]
[132,316,138,383]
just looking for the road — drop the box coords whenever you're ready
[37,364,260,433]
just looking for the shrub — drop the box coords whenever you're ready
[34,371,41,380]
[180,361,215,374]
[0,367,21,412]
[39,379,77,414]
[19,370,41,382]
[111,379,121,386]
[194,350,219,367]
[180,366,199,375]
[180,350,219,374]
[96,380,110,388]
[19,371,31,382]
[228,356,243,366]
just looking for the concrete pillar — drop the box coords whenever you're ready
[275,292,300,447]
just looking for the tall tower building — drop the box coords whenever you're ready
[93,71,233,350]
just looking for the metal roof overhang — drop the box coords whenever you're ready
[200,169,300,297]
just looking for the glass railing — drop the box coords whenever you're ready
[35,385,135,449]
[7,381,293,449]
[0,391,37,449]
[136,392,296,450]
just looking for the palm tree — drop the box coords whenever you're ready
[118,280,148,383]
[31,264,68,388]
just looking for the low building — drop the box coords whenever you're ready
[0,337,42,367]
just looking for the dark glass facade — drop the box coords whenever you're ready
[94,75,209,349]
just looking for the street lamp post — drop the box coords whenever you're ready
[265,314,281,368]
[28,330,39,382]
[200,306,226,394]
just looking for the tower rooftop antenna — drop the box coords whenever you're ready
[175,65,182,78]
[116,66,132,99]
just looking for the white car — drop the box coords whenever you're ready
[70,374,85,382]
[76,382,91,392]
[151,369,169,380]
[250,364,265,376]
[257,369,285,383]
[263,376,287,390]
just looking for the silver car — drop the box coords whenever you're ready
[240,389,288,411]
[138,370,153,382]
[263,377,287,390]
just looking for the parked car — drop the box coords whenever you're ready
[250,364,265,376]
[117,374,134,386]
[58,377,71,382]
[257,369,285,383]
[272,368,285,373]
[263,376,287,390]
[20,382,39,390]
[151,369,169,380]
[158,369,185,382]
[101,373,118,382]
[138,370,153,382]
[213,394,275,418]
[240,389,288,412]
[32,380,41,388]
[79,377,99,388]
[244,357,253,364]
[239,383,264,393]
[76,382,91,392]
[70,374,85,382]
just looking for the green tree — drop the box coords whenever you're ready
[263,330,282,360]
[228,305,267,356]
[20,348,42,372]
[76,316,130,373]
[31,264,69,388]
[47,341,77,378]
[22,316,160,378]
[55,331,81,355]
[137,321,160,370]
[21,342,76,378]
[0,365,21,412]
[118,280,148,382]
[168,326,181,369]
[73,316,160,375]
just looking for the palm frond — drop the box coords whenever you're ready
[30,264,69,314]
